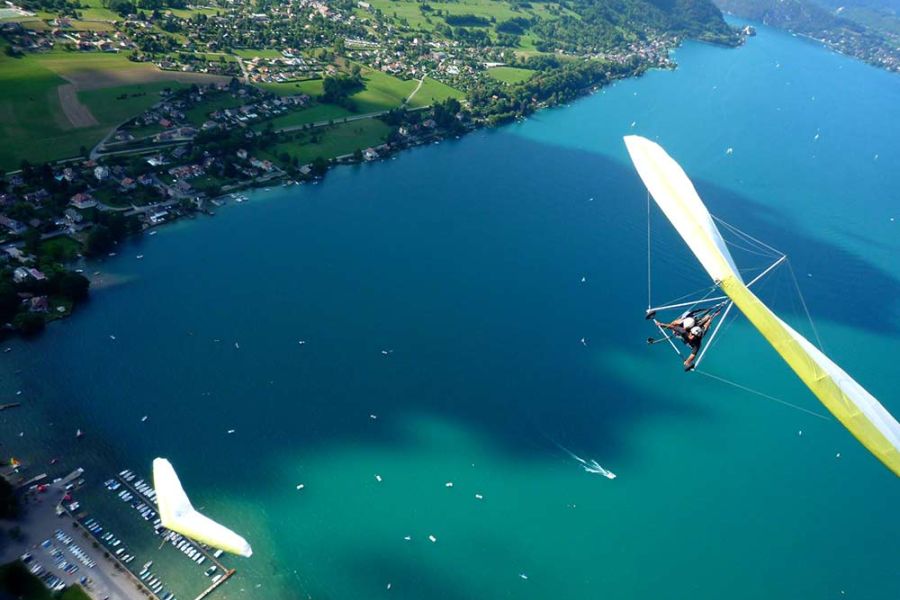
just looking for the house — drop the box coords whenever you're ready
[94,166,109,181]
[363,148,379,161]
[3,246,27,262]
[0,215,27,235]
[64,208,83,224]
[27,268,47,281]
[13,267,30,283]
[120,177,136,190]
[236,148,248,160]
[69,193,97,209]
[148,211,169,225]
[137,174,154,186]
[29,296,49,313]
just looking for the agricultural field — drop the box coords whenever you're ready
[0,49,224,169]
[486,65,535,84]
[367,0,575,34]
[267,118,392,165]
[74,0,122,22]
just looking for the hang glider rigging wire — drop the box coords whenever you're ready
[645,199,829,419]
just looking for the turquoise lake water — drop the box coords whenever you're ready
[2,22,899,600]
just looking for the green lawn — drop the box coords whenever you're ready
[262,103,355,130]
[486,66,535,84]
[256,78,325,97]
[407,76,463,108]
[39,236,82,262]
[268,118,391,165]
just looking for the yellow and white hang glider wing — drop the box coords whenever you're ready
[623,135,900,477]
[153,458,253,557]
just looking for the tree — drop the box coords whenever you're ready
[0,283,18,324]
[0,476,19,519]
[55,272,90,303]
[14,312,45,336]
[85,225,114,257]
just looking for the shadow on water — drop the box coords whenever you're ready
[5,134,899,497]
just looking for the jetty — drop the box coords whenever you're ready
[194,569,235,600]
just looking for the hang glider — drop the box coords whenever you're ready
[153,458,253,557]
[623,135,900,477]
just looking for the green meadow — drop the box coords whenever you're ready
[487,65,535,84]
[263,103,355,130]
[407,76,464,107]
[0,50,204,169]
[349,66,417,112]
[266,118,392,164]
[256,78,325,97]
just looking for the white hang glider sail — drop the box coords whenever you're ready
[623,135,900,477]
[153,458,253,557]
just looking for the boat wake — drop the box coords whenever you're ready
[554,442,616,480]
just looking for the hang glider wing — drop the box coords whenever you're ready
[153,458,253,557]
[623,134,900,477]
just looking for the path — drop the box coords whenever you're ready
[405,74,426,104]
[58,84,99,128]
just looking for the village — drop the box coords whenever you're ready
[0,0,725,340]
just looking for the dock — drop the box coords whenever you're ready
[114,472,228,573]
[0,402,21,411]
[193,569,235,600]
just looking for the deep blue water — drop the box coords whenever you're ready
[2,22,899,600]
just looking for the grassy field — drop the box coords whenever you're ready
[0,49,224,169]
[268,118,391,164]
[407,76,463,108]
[0,49,98,168]
[184,93,247,125]
[256,78,325,97]
[349,66,416,112]
[39,236,82,262]
[80,81,188,124]
[76,0,123,21]
[486,65,535,84]
[233,49,285,59]
[263,103,355,130]
[367,0,574,33]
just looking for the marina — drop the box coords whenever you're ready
[44,466,239,600]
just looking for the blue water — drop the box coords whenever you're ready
[2,22,899,600]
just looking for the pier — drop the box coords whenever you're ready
[0,401,21,411]
[193,569,235,600]
[114,472,228,573]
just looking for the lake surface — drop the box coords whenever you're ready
[3,21,899,600]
